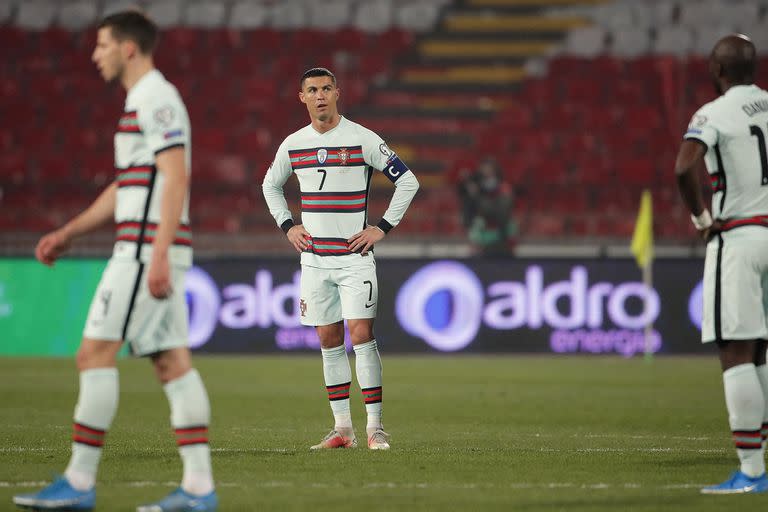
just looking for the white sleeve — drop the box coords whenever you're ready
[138,96,190,155]
[362,130,419,232]
[262,142,295,232]
[683,104,718,149]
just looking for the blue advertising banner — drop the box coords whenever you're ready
[1,258,710,356]
[185,258,709,356]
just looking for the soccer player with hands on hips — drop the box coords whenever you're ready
[675,33,768,495]
[263,67,419,450]
[13,11,217,512]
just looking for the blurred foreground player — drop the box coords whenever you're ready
[675,33,768,494]
[262,68,419,450]
[13,11,217,511]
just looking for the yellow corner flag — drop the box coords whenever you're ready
[630,190,654,269]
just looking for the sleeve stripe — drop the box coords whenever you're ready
[683,136,709,152]
[154,143,186,155]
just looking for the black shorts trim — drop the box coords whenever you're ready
[121,263,145,341]
[714,234,724,342]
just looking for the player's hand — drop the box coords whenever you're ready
[287,225,311,253]
[148,252,172,299]
[34,229,71,266]
[700,218,726,242]
[348,225,385,255]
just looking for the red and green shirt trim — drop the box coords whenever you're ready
[116,221,192,247]
[289,146,365,170]
[301,190,367,213]
[117,165,154,188]
[304,237,358,256]
[117,110,141,134]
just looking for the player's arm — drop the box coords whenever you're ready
[676,108,723,240]
[348,139,420,254]
[674,140,708,217]
[148,146,187,298]
[35,182,117,266]
[139,99,190,298]
[262,149,310,253]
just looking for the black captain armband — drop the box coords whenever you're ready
[377,219,393,234]
[280,219,295,234]
[382,155,409,183]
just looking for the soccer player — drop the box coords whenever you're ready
[12,11,217,511]
[262,67,419,450]
[676,33,768,494]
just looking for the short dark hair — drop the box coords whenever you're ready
[98,10,158,55]
[300,67,336,89]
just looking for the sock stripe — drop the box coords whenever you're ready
[327,382,351,401]
[175,425,208,447]
[733,430,762,449]
[73,423,106,447]
[362,386,382,404]
[762,422,768,441]
[175,426,208,434]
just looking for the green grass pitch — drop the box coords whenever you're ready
[0,355,761,511]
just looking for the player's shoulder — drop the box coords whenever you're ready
[340,117,382,143]
[130,70,185,110]
[280,124,315,148]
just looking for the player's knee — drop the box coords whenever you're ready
[348,323,374,344]
[75,341,118,371]
[151,348,192,383]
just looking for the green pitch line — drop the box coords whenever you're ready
[0,355,758,511]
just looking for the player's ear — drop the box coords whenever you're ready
[121,39,137,60]
[299,90,306,104]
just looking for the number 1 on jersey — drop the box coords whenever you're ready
[317,169,327,190]
[749,125,768,185]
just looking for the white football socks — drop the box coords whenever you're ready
[164,369,214,496]
[354,340,383,434]
[723,363,766,477]
[321,345,353,430]
[65,368,119,491]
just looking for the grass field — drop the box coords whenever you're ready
[0,354,761,511]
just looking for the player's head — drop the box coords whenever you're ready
[299,67,340,123]
[92,10,158,83]
[709,34,756,94]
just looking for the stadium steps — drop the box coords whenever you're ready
[350,0,604,182]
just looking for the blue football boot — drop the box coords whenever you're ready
[136,487,218,512]
[13,476,95,510]
[701,469,768,494]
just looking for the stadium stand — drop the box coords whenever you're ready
[2,0,768,254]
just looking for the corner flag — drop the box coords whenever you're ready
[630,190,654,269]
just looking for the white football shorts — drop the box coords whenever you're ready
[701,228,768,343]
[83,258,189,356]
[299,258,378,326]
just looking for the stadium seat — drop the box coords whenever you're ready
[58,1,98,30]
[353,0,394,33]
[229,1,270,29]
[184,1,227,28]
[145,0,184,27]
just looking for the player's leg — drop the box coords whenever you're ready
[135,347,217,512]
[300,265,355,449]
[130,265,217,511]
[753,340,768,452]
[338,259,388,450]
[347,318,388,450]
[311,321,357,448]
[702,240,768,494]
[13,259,134,510]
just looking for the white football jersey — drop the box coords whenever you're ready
[112,69,192,268]
[684,84,768,228]
[263,116,418,268]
